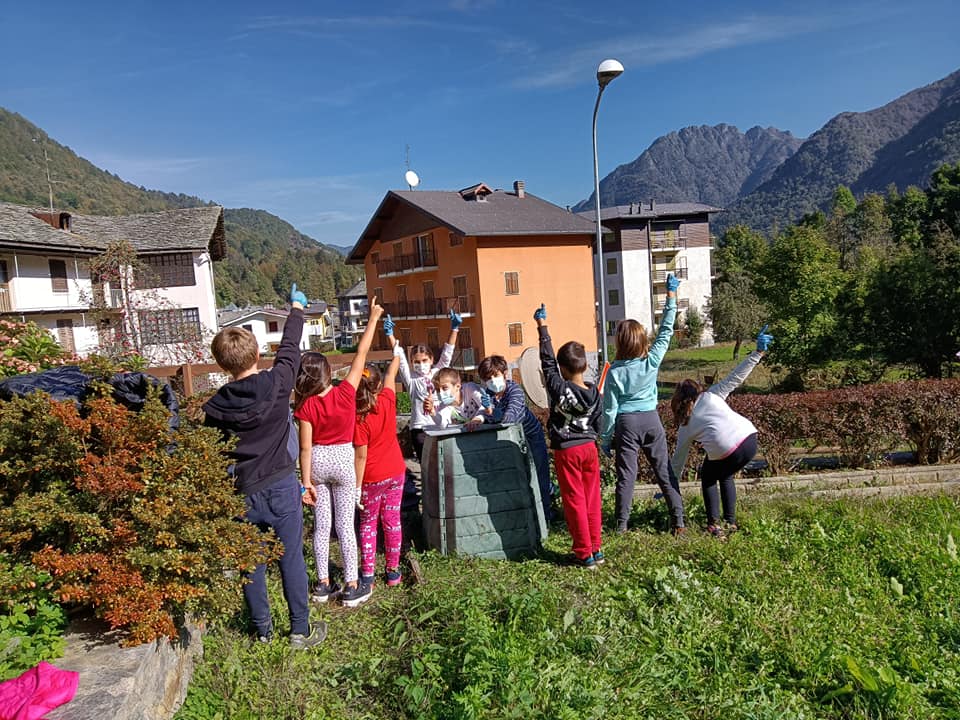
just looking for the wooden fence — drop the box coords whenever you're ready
[147,349,396,397]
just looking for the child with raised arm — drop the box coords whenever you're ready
[294,297,384,609]
[671,326,773,538]
[601,274,685,535]
[354,353,406,590]
[392,310,462,459]
[535,304,603,569]
[477,354,554,520]
[203,283,324,649]
[422,367,485,429]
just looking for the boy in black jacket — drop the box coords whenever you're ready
[203,283,324,648]
[534,304,604,570]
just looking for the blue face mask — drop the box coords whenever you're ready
[485,376,506,394]
[438,390,456,407]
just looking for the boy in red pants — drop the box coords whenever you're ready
[534,304,604,569]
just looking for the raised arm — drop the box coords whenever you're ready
[385,314,412,389]
[709,325,772,400]
[344,297,384,389]
[273,283,307,393]
[535,304,566,400]
[383,352,401,391]
[436,309,461,370]
[646,274,679,367]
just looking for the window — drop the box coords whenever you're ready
[452,275,467,311]
[242,324,253,332]
[56,319,75,353]
[268,320,279,333]
[373,287,384,304]
[393,241,403,258]
[606,257,618,275]
[400,328,412,348]
[607,320,617,335]
[49,259,68,293]
[458,326,472,349]
[608,288,620,306]
[0,259,8,284]
[450,234,463,247]
[415,233,436,266]
[427,327,440,350]
[371,252,380,272]
[504,271,519,295]
[422,281,435,313]
[508,323,523,346]
[138,307,201,345]
[135,253,195,289]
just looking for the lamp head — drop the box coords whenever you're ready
[597,59,624,89]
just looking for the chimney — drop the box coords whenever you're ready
[513,180,525,199]
[648,198,655,212]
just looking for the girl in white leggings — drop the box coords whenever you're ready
[294,298,384,607]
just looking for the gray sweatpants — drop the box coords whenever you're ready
[614,410,684,530]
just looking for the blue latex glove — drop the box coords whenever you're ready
[601,442,612,458]
[383,314,395,337]
[756,324,774,352]
[480,389,494,410]
[449,309,463,330]
[290,283,308,307]
[666,274,680,292]
[533,304,547,321]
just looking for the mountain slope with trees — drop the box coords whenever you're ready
[0,108,360,306]
[574,124,803,212]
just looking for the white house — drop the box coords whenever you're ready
[218,301,334,354]
[0,202,226,364]
[579,201,720,344]
[337,280,368,348]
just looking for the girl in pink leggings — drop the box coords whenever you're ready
[353,345,406,589]
[294,298,383,608]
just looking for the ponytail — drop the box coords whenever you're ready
[356,363,383,421]
[671,379,703,427]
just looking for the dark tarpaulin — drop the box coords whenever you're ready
[0,366,179,430]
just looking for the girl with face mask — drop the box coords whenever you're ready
[387,309,462,462]
[477,355,554,521]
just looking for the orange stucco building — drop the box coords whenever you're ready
[347,182,599,375]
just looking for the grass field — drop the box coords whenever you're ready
[659,342,777,395]
[175,492,960,720]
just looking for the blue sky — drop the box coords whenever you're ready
[1,0,958,248]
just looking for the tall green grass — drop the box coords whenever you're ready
[176,494,960,719]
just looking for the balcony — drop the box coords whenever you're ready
[381,294,476,320]
[654,297,690,314]
[650,234,686,253]
[377,248,438,277]
[651,268,689,283]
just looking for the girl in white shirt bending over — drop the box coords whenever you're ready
[670,326,773,539]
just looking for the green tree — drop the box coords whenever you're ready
[928,162,960,237]
[681,306,706,348]
[713,225,768,278]
[886,185,929,249]
[707,273,767,359]
[826,185,857,269]
[755,224,844,385]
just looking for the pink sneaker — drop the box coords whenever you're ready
[386,569,403,587]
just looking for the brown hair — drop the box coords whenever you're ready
[294,352,332,411]
[409,344,434,362]
[557,341,587,374]
[615,319,650,360]
[434,367,461,386]
[355,363,383,421]
[211,327,259,376]
[477,355,508,381]
[671,379,704,427]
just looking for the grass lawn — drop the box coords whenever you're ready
[175,492,960,720]
[659,342,777,395]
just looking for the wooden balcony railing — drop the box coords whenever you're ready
[651,268,689,283]
[376,248,438,276]
[0,287,10,313]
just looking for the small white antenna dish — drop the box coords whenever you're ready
[405,170,420,190]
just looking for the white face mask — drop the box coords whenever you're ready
[414,362,432,375]
[486,376,506,394]
[438,390,456,406]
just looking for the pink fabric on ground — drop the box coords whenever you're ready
[0,661,79,720]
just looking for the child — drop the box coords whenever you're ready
[203,283,324,649]
[353,354,405,589]
[294,297,384,608]
[671,326,773,538]
[601,274,685,535]
[534,303,603,569]
[476,354,554,520]
[423,367,485,429]
[393,310,462,459]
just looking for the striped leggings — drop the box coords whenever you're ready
[310,442,358,584]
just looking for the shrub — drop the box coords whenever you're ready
[0,386,280,645]
[0,318,67,377]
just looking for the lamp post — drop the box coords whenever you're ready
[592,58,623,370]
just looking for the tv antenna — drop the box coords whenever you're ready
[404,144,420,190]
[32,137,61,214]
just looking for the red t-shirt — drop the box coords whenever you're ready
[353,387,406,484]
[294,382,356,445]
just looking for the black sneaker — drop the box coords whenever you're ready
[341,581,373,608]
[311,581,341,604]
[289,622,327,650]
[573,554,598,571]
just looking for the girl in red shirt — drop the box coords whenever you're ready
[294,298,384,608]
[354,353,405,589]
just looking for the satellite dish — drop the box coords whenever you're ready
[405,170,420,189]
[518,347,549,410]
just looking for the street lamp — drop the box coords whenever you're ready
[592,58,623,370]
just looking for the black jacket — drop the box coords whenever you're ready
[203,309,303,496]
[538,325,601,450]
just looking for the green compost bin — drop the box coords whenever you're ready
[421,423,548,560]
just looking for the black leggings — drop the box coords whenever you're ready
[699,433,757,525]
